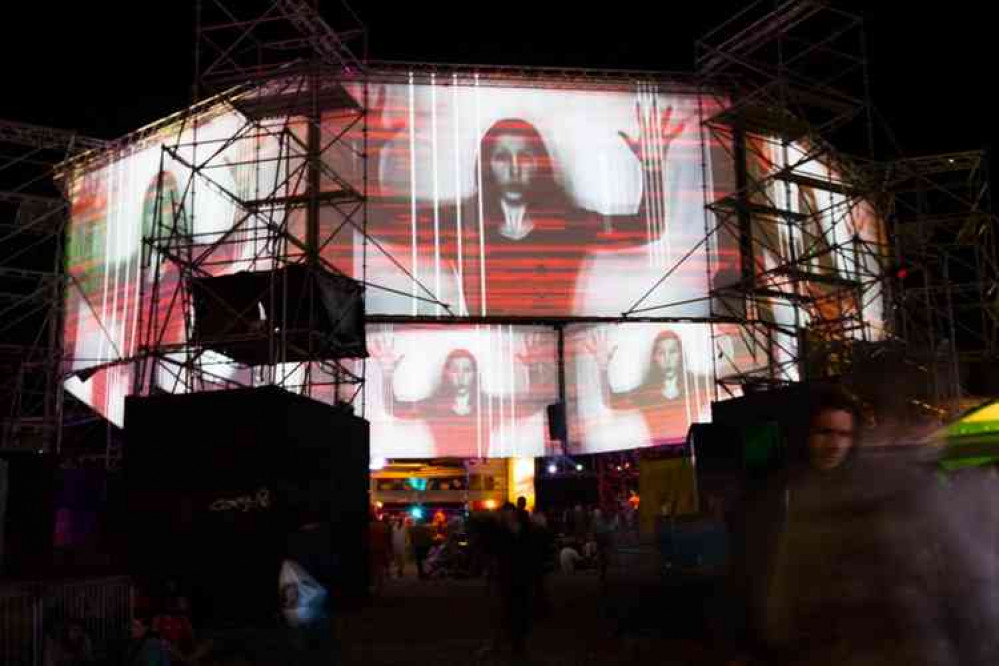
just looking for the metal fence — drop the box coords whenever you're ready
[0,576,132,666]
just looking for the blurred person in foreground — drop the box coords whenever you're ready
[480,502,538,663]
[728,385,999,666]
[281,507,338,666]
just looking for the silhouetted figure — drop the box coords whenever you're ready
[516,495,530,525]
[409,520,434,580]
[531,512,554,619]
[369,514,392,594]
[591,508,613,583]
[571,504,589,542]
[391,516,409,578]
[494,502,537,660]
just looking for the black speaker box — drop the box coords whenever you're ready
[189,264,365,366]
[546,402,567,441]
[124,386,370,625]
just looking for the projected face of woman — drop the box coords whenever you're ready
[445,356,475,397]
[489,133,539,206]
[653,337,682,381]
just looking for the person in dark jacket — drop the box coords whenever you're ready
[409,519,435,580]
[493,502,537,660]
[728,386,993,666]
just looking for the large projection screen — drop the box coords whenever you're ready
[365,323,558,459]
[354,79,714,319]
[59,68,888,457]
[564,323,716,453]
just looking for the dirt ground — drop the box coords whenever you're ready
[334,545,732,666]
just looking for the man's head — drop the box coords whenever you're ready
[500,501,521,532]
[516,496,527,511]
[807,387,859,471]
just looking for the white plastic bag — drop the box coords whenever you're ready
[278,558,328,626]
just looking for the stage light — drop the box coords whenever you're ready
[484,499,497,510]
[575,463,583,471]
[375,501,384,509]
[369,457,387,471]
[410,506,424,520]
[547,464,557,474]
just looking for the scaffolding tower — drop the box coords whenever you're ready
[0,119,105,452]
[693,0,892,399]
[129,0,385,452]
[886,150,998,414]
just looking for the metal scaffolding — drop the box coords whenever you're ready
[122,0,384,471]
[18,0,994,465]
[692,0,892,399]
[886,150,997,413]
[0,119,106,452]
[684,0,998,422]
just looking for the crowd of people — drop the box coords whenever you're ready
[365,498,632,661]
[71,384,999,666]
[368,499,633,584]
[125,581,209,666]
[361,385,999,665]
[48,580,205,666]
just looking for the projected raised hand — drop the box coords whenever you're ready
[368,333,403,374]
[516,331,555,386]
[583,328,618,371]
[367,85,407,156]
[618,104,688,168]
[515,331,549,365]
[583,327,687,416]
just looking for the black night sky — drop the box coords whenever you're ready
[0,2,993,161]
